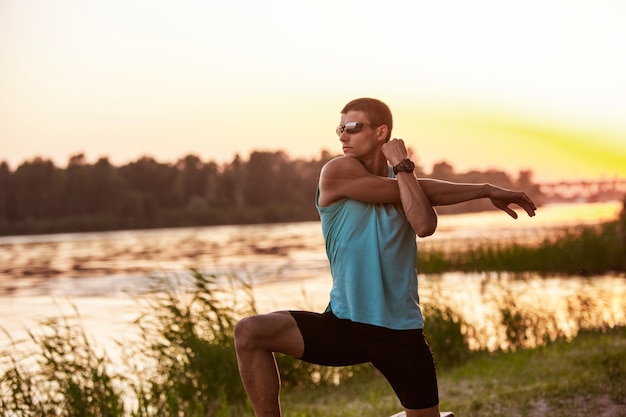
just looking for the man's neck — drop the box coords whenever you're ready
[359,155,389,177]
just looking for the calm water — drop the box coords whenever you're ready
[1,201,625,353]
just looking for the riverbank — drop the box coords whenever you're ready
[2,270,624,416]
[277,327,626,417]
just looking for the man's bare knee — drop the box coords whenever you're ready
[235,312,304,358]
[234,316,261,352]
[234,313,290,348]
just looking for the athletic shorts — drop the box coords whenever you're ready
[289,310,439,410]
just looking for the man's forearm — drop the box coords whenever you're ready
[418,178,493,206]
[397,172,438,237]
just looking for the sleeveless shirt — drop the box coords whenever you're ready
[315,166,424,330]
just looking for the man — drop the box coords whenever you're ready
[234,98,537,417]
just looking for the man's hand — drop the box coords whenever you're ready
[488,186,537,219]
[381,138,409,166]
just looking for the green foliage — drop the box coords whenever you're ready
[276,355,374,390]
[494,289,561,350]
[1,311,125,417]
[0,271,257,417]
[423,300,471,368]
[599,350,626,403]
[127,270,253,416]
[439,327,626,417]
[420,219,626,275]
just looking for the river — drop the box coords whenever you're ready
[1,201,625,354]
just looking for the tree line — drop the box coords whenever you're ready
[0,151,543,236]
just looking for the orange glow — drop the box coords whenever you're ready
[1,1,625,184]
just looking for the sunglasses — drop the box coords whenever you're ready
[335,121,378,136]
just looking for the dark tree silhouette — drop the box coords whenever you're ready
[0,151,543,236]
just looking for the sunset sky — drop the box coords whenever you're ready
[1,0,625,183]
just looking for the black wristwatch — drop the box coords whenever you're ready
[392,158,415,175]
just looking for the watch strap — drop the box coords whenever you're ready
[392,158,415,175]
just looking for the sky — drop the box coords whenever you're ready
[1,0,625,183]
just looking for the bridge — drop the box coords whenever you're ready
[538,179,626,201]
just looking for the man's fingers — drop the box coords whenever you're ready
[505,207,518,219]
[524,206,537,217]
[519,197,537,217]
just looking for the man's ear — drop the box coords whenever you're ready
[376,125,389,142]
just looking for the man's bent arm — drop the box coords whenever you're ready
[319,155,438,237]
[383,140,438,237]
[396,171,438,237]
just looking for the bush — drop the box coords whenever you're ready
[423,299,471,368]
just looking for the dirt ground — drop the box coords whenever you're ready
[528,395,626,417]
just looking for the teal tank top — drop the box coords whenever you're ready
[315,167,424,330]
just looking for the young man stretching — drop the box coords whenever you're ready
[234,98,537,417]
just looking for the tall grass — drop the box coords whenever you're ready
[420,200,626,275]
[0,271,377,416]
[126,270,251,417]
[1,310,125,416]
[422,298,471,369]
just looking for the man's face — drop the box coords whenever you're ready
[337,111,383,159]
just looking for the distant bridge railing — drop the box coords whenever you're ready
[538,179,626,200]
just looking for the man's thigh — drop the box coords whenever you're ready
[289,310,370,366]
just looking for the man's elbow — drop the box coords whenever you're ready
[415,218,437,238]
[416,225,436,238]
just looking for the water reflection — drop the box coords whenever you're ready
[0,222,329,296]
[422,272,626,350]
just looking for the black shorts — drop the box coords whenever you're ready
[289,310,439,410]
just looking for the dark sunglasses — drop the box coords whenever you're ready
[335,121,378,136]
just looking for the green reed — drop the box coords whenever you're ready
[422,296,471,368]
[422,198,626,275]
[126,270,252,417]
[1,309,125,416]
[419,220,626,275]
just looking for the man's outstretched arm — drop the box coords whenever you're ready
[418,178,537,219]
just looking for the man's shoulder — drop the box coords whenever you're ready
[321,156,365,178]
[322,156,357,168]
[318,157,365,207]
